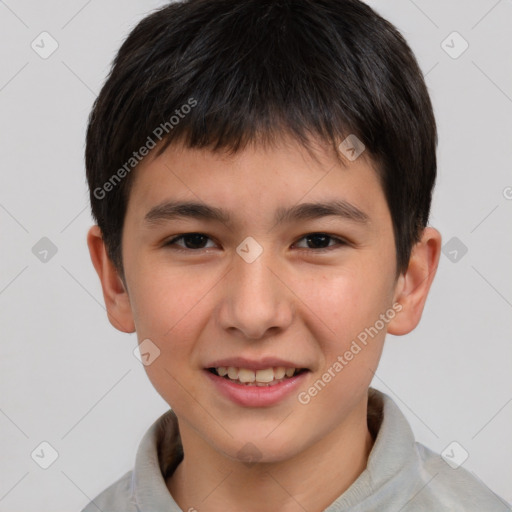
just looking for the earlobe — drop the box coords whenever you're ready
[86,225,136,333]
[387,227,442,336]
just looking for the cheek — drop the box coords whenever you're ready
[131,270,209,407]
[297,266,391,364]
[127,268,209,398]
[129,263,222,349]
[298,270,369,337]
[128,263,206,335]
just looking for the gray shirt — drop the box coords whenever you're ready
[81,388,511,511]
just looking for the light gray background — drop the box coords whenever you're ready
[1,0,511,510]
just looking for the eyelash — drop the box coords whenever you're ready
[163,232,348,253]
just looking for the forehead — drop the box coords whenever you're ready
[125,135,389,230]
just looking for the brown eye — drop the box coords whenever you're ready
[163,232,347,253]
[165,233,216,251]
[294,233,347,251]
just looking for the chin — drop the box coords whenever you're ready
[215,434,307,467]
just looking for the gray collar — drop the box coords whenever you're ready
[131,388,415,511]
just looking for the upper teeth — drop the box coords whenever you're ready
[216,366,297,382]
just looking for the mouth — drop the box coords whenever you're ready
[207,366,309,387]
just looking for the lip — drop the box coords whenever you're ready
[204,368,310,407]
[205,356,307,371]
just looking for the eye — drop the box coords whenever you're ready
[293,233,347,252]
[164,233,217,251]
[164,232,347,253]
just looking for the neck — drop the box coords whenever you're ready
[167,399,374,512]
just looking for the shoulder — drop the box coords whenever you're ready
[80,470,137,512]
[408,442,511,511]
[360,389,511,512]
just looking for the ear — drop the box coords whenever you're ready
[86,225,135,333]
[387,227,442,336]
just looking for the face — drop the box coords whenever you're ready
[117,135,405,463]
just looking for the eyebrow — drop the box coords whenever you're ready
[144,199,370,227]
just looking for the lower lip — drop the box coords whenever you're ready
[204,369,310,407]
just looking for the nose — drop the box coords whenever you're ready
[216,246,294,340]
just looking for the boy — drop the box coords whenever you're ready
[82,0,510,510]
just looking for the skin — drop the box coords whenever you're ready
[87,134,441,512]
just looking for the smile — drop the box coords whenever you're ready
[208,366,308,386]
